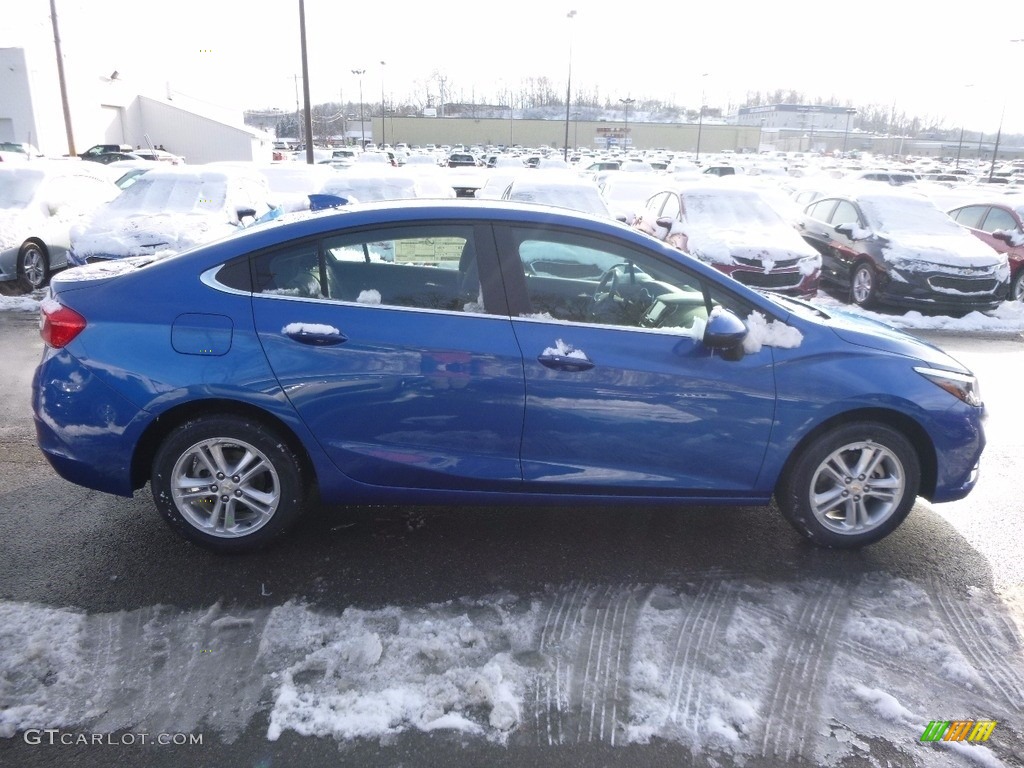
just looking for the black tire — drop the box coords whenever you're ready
[776,422,920,548]
[1011,269,1024,303]
[849,262,877,308]
[17,242,50,293]
[150,416,308,553]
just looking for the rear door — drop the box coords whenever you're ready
[249,221,526,489]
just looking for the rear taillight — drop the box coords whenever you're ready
[39,297,87,348]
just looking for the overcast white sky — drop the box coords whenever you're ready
[5,0,1024,135]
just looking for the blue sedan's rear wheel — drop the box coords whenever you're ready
[151,416,308,552]
[776,422,920,548]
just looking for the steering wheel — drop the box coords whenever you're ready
[589,263,655,323]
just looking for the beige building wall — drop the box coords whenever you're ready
[372,117,762,154]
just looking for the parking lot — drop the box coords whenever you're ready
[3,145,1024,768]
[1,304,1023,767]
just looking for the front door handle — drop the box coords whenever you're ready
[537,352,595,372]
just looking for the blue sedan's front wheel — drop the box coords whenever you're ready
[151,416,308,552]
[776,422,920,548]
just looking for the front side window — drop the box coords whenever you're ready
[829,200,861,227]
[980,207,1017,234]
[805,198,837,222]
[949,205,987,229]
[509,226,751,333]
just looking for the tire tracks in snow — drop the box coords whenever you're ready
[758,578,850,762]
[662,579,740,738]
[530,582,649,745]
[928,579,1024,711]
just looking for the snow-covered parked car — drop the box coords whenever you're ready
[318,167,455,203]
[68,166,273,264]
[795,185,1010,313]
[636,183,822,296]
[0,162,122,291]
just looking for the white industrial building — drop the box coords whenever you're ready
[1,46,275,163]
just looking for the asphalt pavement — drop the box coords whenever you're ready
[1,310,1022,768]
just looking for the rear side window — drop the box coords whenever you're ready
[321,226,479,312]
[236,225,496,314]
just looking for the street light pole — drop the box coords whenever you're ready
[956,83,974,170]
[351,69,365,148]
[695,73,709,163]
[563,10,577,162]
[988,104,1005,183]
[842,108,854,155]
[618,97,634,153]
[380,60,386,148]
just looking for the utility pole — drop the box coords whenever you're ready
[298,0,314,164]
[50,0,75,155]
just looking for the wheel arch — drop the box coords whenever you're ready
[131,398,318,493]
[20,237,49,253]
[775,407,937,498]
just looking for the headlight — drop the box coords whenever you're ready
[915,366,982,407]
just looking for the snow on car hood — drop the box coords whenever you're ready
[673,221,820,268]
[71,212,239,259]
[880,232,1006,271]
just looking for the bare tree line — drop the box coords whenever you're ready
[256,75,1016,144]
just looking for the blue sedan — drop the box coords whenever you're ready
[32,200,985,552]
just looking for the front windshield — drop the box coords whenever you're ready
[507,183,609,216]
[858,195,964,236]
[321,176,419,201]
[682,190,785,228]
[107,175,227,214]
[0,171,43,209]
[602,179,663,204]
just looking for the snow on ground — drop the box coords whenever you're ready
[2,575,1022,765]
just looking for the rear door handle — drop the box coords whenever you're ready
[283,324,348,346]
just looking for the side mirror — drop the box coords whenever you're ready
[991,229,1013,244]
[47,199,70,217]
[834,222,862,239]
[236,206,257,221]
[703,308,747,360]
